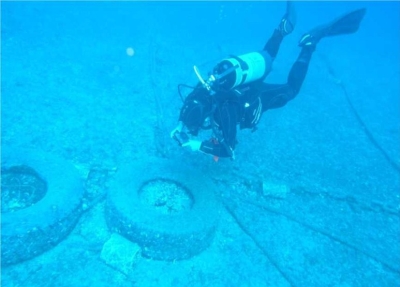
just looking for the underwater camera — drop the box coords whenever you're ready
[173,131,189,146]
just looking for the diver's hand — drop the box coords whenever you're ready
[182,140,202,152]
[170,122,183,138]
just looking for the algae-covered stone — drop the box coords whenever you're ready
[262,181,290,199]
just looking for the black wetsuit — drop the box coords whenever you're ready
[191,30,315,158]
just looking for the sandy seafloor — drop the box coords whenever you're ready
[1,1,399,286]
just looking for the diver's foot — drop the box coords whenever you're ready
[298,24,327,47]
[278,1,296,36]
[278,16,295,36]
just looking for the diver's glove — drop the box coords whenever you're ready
[170,122,183,138]
[182,140,202,152]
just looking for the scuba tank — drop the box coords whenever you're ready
[194,51,272,93]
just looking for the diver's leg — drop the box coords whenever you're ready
[263,30,284,60]
[263,1,296,58]
[261,8,366,109]
[259,45,315,110]
[287,45,315,95]
[286,8,366,95]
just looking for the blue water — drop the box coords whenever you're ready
[1,1,399,286]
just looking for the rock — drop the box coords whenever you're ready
[261,181,290,199]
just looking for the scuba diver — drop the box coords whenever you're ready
[170,2,366,160]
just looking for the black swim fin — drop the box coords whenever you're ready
[279,1,297,36]
[299,8,366,47]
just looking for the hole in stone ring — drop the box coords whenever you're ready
[138,179,194,214]
[1,165,47,213]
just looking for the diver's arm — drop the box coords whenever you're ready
[199,105,237,158]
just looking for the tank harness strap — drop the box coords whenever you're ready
[229,55,249,86]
